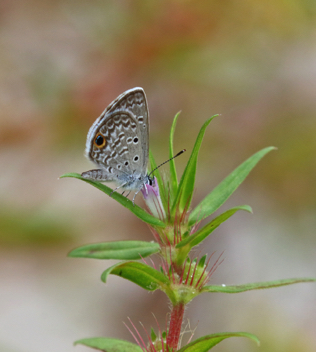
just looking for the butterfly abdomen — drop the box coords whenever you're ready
[81,169,115,182]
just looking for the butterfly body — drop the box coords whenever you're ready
[82,88,152,202]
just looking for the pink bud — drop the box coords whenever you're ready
[141,177,166,220]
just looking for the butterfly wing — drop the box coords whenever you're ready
[83,88,149,185]
[106,87,149,173]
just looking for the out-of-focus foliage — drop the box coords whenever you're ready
[0,207,73,246]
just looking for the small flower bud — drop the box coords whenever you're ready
[141,177,166,220]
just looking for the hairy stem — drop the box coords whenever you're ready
[167,302,185,351]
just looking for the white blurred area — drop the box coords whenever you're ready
[1,1,316,352]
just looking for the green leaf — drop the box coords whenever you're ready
[202,278,316,293]
[151,327,157,341]
[172,115,218,217]
[60,173,165,228]
[149,150,167,210]
[68,241,160,260]
[101,261,171,291]
[178,332,259,352]
[189,146,276,225]
[75,337,143,352]
[177,205,252,249]
[169,112,181,200]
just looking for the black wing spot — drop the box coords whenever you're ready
[94,133,106,148]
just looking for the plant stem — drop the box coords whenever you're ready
[167,302,185,351]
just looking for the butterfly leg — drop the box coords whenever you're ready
[132,189,142,206]
[110,183,127,197]
[121,190,131,198]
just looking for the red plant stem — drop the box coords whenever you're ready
[166,302,185,351]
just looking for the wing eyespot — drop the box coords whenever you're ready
[94,133,106,148]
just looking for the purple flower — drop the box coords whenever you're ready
[141,177,166,220]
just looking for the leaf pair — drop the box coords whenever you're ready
[98,260,316,305]
[152,113,219,219]
[75,332,260,352]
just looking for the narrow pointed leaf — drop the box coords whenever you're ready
[151,327,157,341]
[178,332,259,352]
[172,115,218,216]
[189,146,276,225]
[60,173,165,228]
[68,241,160,260]
[75,337,143,352]
[149,150,167,210]
[101,261,171,291]
[177,205,252,249]
[203,278,316,293]
[169,111,181,199]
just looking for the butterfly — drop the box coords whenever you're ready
[81,87,153,204]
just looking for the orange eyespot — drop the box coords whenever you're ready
[94,133,106,148]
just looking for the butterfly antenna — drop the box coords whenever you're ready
[148,149,186,177]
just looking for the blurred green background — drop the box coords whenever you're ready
[1,1,316,352]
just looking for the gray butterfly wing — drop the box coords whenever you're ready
[82,88,149,186]
[106,87,149,172]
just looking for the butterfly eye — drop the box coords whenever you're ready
[94,133,106,148]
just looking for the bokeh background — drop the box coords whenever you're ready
[1,1,316,351]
